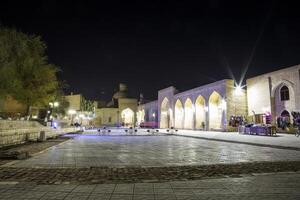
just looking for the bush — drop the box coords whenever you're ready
[226,126,238,132]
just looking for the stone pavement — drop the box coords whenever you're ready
[0,172,299,200]
[3,134,300,168]
[0,137,70,166]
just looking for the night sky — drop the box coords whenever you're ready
[1,1,300,101]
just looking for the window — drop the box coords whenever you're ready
[108,117,112,123]
[280,86,289,101]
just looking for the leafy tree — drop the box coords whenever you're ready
[0,27,60,117]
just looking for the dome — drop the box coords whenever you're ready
[112,83,128,99]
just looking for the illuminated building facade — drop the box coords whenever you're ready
[93,83,138,127]
[138,65,300,131]
[247,65,300,126]
[65,93,96,125]
[138,79,247,131]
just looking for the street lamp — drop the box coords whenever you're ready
[48,101,59,126]
[53,102,59,107]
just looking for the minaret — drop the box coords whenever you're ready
[138,93,144,105]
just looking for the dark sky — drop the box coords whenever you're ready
[1,0,300,101]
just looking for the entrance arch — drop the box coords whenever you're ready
[184,98,194,129]
[175,99,184,129]
[277,110,291,129]
[160,98,170,128]
[195,95,206,129]
[273,82,295,123]
[121,108,134,127]
[209,91,222,130]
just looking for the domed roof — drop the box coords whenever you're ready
[112,83,128,99]
[113,91,128,99]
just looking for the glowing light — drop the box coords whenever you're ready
[53,102,59,107]
[79,114,84,118]
[68,109,76,115]
[204,106,208,112]
[152,113,156,118]
[234,83,245,96]
[121,108,134,126]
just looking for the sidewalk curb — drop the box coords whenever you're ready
[175,134,300,151]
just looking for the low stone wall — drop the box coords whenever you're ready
[0,120,76,148]
[0,120,41,131]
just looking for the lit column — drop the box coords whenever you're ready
[205,106,209,131]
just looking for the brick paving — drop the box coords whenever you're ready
[0,172,299,199]
[0,161,299,184]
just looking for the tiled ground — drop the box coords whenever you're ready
[5,133,300,168]
[0,172,299,199]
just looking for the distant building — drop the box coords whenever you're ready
[93,83,138,127]
[64,93,96,125]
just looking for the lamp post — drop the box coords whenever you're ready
[48,101,59,127]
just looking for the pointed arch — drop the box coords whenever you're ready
[121,108,134,127]
[195,95,206,129]
[160,97,170,128]
[273,82,295,119]
[174,99,184,129]
[184,98,194,129]
[208,91,222,130]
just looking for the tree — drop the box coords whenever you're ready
[0,27,60,117]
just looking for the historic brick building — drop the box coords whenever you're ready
[137,64,300,131]
[247,65,300,126]
[93,84,138,127]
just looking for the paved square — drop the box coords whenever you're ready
[5,132,300,168]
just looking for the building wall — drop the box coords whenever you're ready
[94,108,118,126]
[247,76,272,116]
[140,79,249,131]
[226,80,247,122]
[246,65,300,122]
[65,94,82,111]
[137,100,158,127]
[93,98,138,126]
